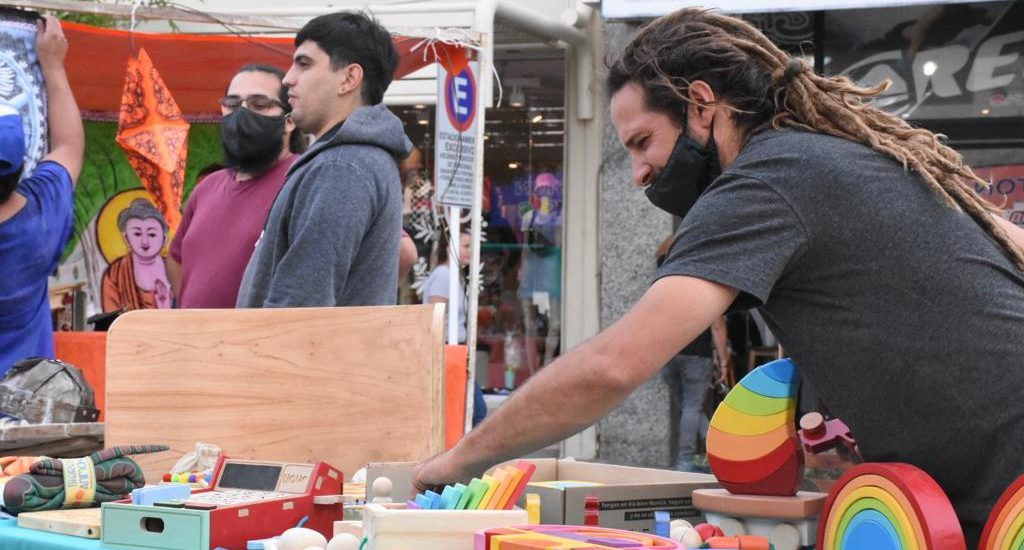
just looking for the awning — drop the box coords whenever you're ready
[63,21,433,118]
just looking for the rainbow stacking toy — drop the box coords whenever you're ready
[816,463,966,550]
[977,473,1024,550]
[475,525,684,549]
[707,358,803,496]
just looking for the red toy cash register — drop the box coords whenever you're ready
[102,455,344,550]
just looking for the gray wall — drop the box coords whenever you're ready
[595,21,680,469]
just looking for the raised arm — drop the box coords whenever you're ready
[414,275,738,489]
[37,16,83,182]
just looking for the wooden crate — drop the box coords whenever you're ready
[104,305,445,482]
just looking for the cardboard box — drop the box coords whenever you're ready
[505,458,719,531]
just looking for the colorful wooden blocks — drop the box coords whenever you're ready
[412,460,536,511]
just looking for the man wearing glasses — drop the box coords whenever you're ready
[236,12,412,308]
[168,64,303,308]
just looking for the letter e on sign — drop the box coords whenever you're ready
[445,65,476,133]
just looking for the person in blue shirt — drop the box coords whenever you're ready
[0,16,84,377]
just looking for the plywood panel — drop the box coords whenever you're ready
[105,305,445,482]
[18,508,102,539]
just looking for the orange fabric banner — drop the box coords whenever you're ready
[115,48,188,230]
[62,22,435,116]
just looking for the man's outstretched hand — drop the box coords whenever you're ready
[412,448,481,494]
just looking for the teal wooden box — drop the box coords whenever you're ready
[101,502,210,550]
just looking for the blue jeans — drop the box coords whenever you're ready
[669,355,714,469]
[472,382,487,426]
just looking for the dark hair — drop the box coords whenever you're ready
[607,7,1024,271]
[436,228,472,267]
[117,198,168,233]
[233,64,305,154]
[0,167,23,204]
[295,11,398,105]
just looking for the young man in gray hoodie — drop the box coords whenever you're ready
[237,11,412,308]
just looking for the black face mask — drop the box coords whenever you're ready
[644,120,721,219]
[221,108,287,175]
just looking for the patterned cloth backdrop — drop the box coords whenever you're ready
[0,8,47,175]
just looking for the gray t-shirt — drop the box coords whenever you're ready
[421,263,467,344]
[657,129,1024,542]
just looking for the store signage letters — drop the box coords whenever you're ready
[840,31,1024,110]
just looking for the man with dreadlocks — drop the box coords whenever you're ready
[413,8,1024,543]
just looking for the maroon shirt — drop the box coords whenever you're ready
[170,155,296,308]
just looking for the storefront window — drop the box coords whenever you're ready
[391,53,567,391]
[824,1,1024,119]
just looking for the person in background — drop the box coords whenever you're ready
[422,230,487,425]
[0,16,83,376]
[414,9,1024,544]
[236,11,412,308]
[168,64,302,308]
[399,228,417,281]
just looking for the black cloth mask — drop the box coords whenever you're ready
[644,119,721,219]
[221,108,287,175]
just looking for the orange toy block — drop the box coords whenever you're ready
[483,468,513,510]
[494,467,526,510]
[501,460,538,510]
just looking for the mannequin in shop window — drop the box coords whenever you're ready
[518,171,563,369]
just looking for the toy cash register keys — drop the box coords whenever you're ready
[102,456,344,550]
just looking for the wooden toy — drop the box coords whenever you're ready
[362,502,528,550]
[815,463,966,550]
[101,456,344,550]
[655,510,671,538]
[978,472,1024,549]
[370,477,393,504]
[411,460,537,512]
[669,519,704,548]
[797,412,856,455]
[132,483,193,505]
[279,527,328,550]
[695,523,725,540]
[707,359,803,496]
[475,524,686,549]
[526,493,541,525]
[703,534,773,549]
[326,532,361,550]
[584,495,600,526]
[697,359,826,550]
[16,507,102,539]
[331,519,363,539]
[693,489,825,550]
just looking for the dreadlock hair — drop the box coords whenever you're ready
[607,7,1024,271]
